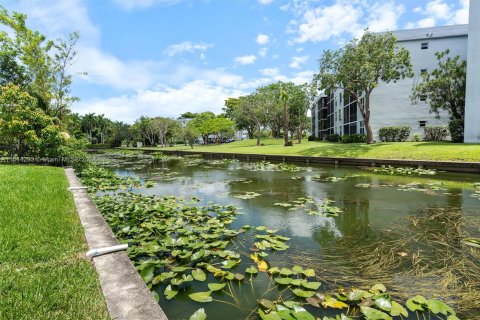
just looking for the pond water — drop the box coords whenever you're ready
[92,152,480,319]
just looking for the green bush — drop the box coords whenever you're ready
[327,134,341,142]
[86,143,110,149]
[341,134,367,143]
[378,126,411,142]
[448,119,464,143]
[412,134,421,142]
[424,125,449,141]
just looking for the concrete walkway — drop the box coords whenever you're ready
[65,168,168,320]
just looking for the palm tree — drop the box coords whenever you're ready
[81,113,96,144]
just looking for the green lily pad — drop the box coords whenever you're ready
[164,284,178,300]
[208,283,226,291]
[427,299,455,315]
[275,277,293,285]
[390,301,408,317]
[192,268,207,281]
[302,269,315,277]
[189,308,207,320]
[245,266,258,274]
[291,306,315,320]
[360,306,392,320]
[189,291,213,303]
[374,297,392,312]
[140,265,155,284]
[292,288,316,298]
[302,281,321,290]
[259,299,276,310]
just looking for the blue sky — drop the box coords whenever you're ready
[3,0,469,123]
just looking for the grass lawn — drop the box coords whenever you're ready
[130,139,480,162]
[0,165,109,320]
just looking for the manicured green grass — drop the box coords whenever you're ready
[0,165,109,320]
[131,139,480,162]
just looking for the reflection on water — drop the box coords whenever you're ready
[92,152,480,319]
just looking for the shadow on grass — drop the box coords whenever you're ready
[298,142,382,158]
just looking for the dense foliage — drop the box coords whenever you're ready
[316,31,413,144]
[378,126,411,142]
[424,125,449,142]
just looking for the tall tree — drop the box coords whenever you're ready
[316,31,413,144]
[411,49,466,121]
[225,97,256,139]
[80,113,96,143]
[189,111,215,144]
[51,32,81,120]
[132,116,157,146]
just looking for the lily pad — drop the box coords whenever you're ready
[164,284,178,300]
[189,291,213,303]
[189,308,207,320]
[208,283,226,291]
[291,288,316,298]
[192,268,207,282]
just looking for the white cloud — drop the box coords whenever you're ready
[111,0,182,10]
[259,67,280,77]
[451,0,469,24]
[289,0,409,44]
[367,2,405,32]
[256,33,270,45]
[293,2,364,43]
[234,55,257,65]
[258,47,268,57]
[74,80,246,123]
[7,0,100,44]
[289,55,309,69]
[406,0,469,29]
[258,0,273,5]
[164,41,212,56]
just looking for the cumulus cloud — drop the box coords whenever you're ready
[234,55,257,65]
[406,0,469,29]
[258,47,268,57]
[74,80,246,123]
[256,34,270,45]
[289,55,309,69]
[288,0,407,44]
[164,41,212,56]
[111,0,182,10]
[258,0,273,5]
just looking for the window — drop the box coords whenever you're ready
[420,94,427,102]
[421,42,429,50]
[420,69,428,75]
[419,120,427,127]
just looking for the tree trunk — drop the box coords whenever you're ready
[297,126,302,144]
[283,102,289,146]
[365,94,373,144]
[256,123,262,146]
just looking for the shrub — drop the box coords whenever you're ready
[424,125,448,141]
[378,126,411,142]
[327,134,341,142]
[86,143,110,149]
[448,119,464,143]
[412,134,421,142]
[341,134,367,143]
[308,135,314,141]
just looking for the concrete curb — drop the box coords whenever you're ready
[141,149,480,174]
[65,168,168,320]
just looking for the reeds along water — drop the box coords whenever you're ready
[292,208,480,318]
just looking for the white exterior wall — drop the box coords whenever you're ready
[370,33,468,140]
[464,0,480,143]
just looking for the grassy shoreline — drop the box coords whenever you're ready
[121,139,480,162]
[0,165,108,320]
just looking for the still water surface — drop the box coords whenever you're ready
[94,152,480,319]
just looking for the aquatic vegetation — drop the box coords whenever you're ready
[78,165,141,192]
[372,165,436,176]
[152,152,184,161]
[234,192,261,199]
[207,159,239,165]
[81,155,468,319]
[275,197,343,217]
[312,174,361,183]
[397,182,447,194]
[248,161,304,172]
